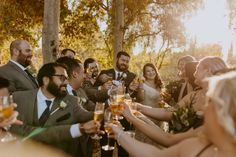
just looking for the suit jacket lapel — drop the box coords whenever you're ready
[26,89,39,125]
[8,61,37,87]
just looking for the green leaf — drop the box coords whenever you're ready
[21,127,47,142]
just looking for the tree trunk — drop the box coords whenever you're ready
[42,0,60,64]
[113,0,124,67]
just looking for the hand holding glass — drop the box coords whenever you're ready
[0,96,17,142]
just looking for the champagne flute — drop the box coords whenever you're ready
[102,109,115,151]
[91,102,105,140]
[0,95,17,142]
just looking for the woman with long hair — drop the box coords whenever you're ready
[135,63,164,146]
[120,56,228,147]
[109,71,236,157]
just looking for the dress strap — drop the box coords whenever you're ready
[195,143,212,157]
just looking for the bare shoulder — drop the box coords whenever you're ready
[178,137,207,157]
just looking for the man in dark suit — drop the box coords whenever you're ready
[95,51,138,98]
[95,51,138,157]
[83,58,110,103]
[0,39,38,93]
[11,62,98,157]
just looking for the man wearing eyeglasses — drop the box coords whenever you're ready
[11,62,99,157]
[0,39,38,93]
[56,57,96,112]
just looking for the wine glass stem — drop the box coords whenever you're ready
[107,134,110,146]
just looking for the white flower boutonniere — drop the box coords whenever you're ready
[32,73,37,78]
[50,101,68,115]
[81,97,87,103]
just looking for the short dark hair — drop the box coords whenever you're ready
[37,62,67,87]
[0,77,10,89]
[84,58,96,71]
[117,51,130,59]
[56,57,82,78]
[61,48,76,55]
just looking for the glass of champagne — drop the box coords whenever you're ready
[102,109,115,151]
[0,95,16,142]
[91,102,105,140]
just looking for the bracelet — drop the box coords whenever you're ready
[117,131,124,146]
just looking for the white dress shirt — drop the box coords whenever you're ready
[37,88,82,138]
[37,88,55,119]
[10,60,26,71]
[66,84,74,96]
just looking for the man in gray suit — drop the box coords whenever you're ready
[83,58,110,103]
[0,39,38,93]
[11,62,98,157]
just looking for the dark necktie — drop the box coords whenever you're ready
[72,90,77,96]
[39,100,52,126]
[24,69,38,87]
[117,72,121,80]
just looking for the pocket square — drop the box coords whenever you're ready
[56,113,71,122]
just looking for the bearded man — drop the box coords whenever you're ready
[11,62,98,157]
[94,51,138,157]
[0,39,38,93]
[94,51,137,94]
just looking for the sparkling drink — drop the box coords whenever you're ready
[111,102,119,115]
[94,111,104,122]
[114,94,125,102]
[104,125,113,134]
[2,106,14,118]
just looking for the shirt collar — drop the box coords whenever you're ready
[66,84,74,96]
[10,60,27,71]
[37,88,55,102]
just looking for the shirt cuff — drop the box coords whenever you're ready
[107,89,111,95]
[70,124,82,138]
[98,86,102,90]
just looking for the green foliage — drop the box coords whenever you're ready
[169,94,204,133]
[0,0,44,47]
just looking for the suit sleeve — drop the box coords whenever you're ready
[83,87,109,103]
[11,123,73,143]
[0,68,17,93]
[93,70,107,87]
[71,97,94,123]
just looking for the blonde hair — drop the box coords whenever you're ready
[207,71,236,141]
[199,56,227,74]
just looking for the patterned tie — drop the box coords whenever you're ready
[24,69,38,87]
[39,100,52,126]
[72,90,77,96]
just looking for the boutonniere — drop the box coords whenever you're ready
[77,97,87,105]
[32,73,37,78]
[50,101,68,115]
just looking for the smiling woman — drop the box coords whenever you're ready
[184,0,235,59]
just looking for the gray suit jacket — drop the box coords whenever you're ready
[82,80,109,103]
[0,61,38,93]
[76,88,96,111]
[11,89,93,157]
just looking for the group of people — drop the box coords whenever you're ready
[0,38,235,157]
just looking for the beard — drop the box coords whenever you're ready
[47,80,67,98]
[116,62,128,72]
[17,53,32,67]
[92,70,98,78]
